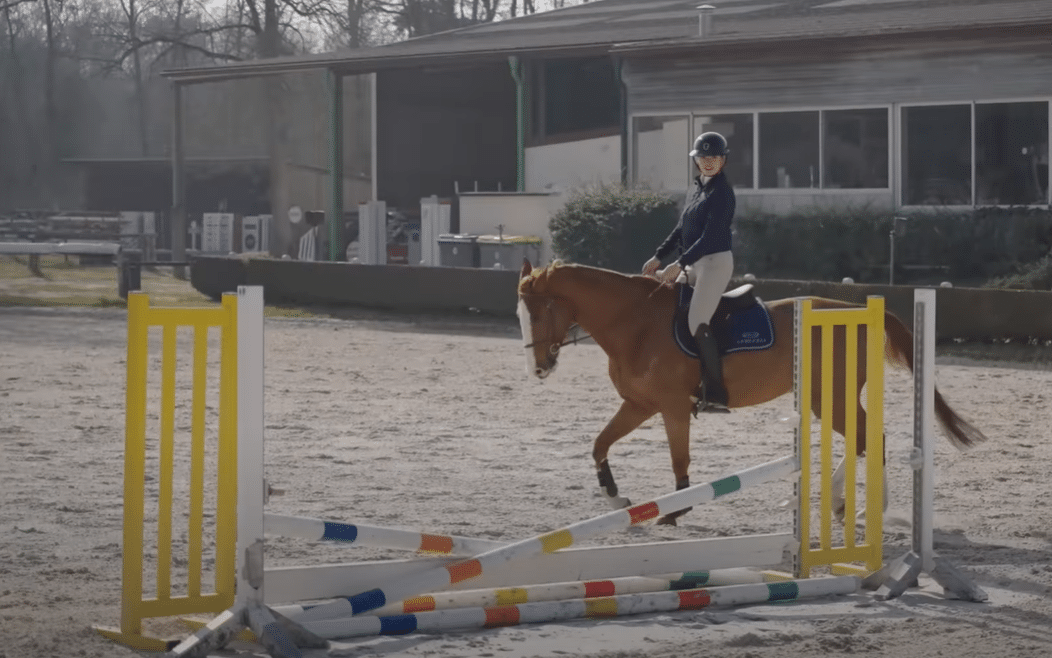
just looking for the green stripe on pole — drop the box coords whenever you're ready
[767,581,800,602]
[711,475,742,498]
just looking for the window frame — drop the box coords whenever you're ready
[629,104,894,193]
[898,97,1052,209]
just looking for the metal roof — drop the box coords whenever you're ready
[163,0,1052,83]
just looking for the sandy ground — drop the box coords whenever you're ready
[2,301,1051,658]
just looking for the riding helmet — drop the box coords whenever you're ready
[689,132,729,157]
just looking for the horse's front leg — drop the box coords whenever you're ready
[593,400,654,510]
[656,408,693,526]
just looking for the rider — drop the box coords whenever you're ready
[642,132,736,415]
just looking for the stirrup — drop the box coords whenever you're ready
[690,392,730,417]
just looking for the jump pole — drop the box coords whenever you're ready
[272,568,778,620]
[294,454,799,623]
[301,577,860,640]
[865,289,987,601]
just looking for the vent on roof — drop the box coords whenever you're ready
[698,4,715,38]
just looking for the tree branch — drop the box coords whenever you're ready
[0,0,36,12]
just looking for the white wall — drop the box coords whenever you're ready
[635,118,690,192]
[524,135,621,193]
[458,192,562,266]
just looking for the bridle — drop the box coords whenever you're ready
[520,293,591,354]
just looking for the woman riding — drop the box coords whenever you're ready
[642,132,736,415]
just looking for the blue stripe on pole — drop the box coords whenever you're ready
[669,571,710,590]
[766,581,800,602]
[711,475,742,498]
[379,614,419,635]
[347,588,387,615]
[322,522,359,542]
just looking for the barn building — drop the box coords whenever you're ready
[162,0,1052,262]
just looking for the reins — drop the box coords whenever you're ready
[520,293,592,352]
[521,274,674,353]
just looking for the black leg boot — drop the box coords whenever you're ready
[692,324,730,416]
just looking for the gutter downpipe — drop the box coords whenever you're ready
[509,56,525,192]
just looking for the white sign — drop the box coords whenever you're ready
[288,205,303,225]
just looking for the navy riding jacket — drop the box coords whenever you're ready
[654,172,735,268]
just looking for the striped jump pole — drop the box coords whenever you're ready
[295,454,798,623]
[300,576,859,640]
[275,568,773,619]
[264,514,506,555]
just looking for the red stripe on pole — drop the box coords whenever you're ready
[484,606,521,628]
[677,590,712,609]
[419,534,454,554]
[447,559,483,585]
[584,580,617,598]
[403,595,436,613]
[628,502,660,525]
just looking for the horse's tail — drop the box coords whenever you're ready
[882,310,990,450]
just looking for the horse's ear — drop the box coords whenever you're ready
[520,259,532,278]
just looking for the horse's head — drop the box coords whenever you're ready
[517,260,575,379]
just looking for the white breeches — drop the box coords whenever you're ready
[684,251,734,333]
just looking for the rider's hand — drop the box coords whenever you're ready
[642,256,661,277]
[659,262,682,285]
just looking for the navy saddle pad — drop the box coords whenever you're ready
[673,283,776,358]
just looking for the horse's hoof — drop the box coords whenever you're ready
[656,507,690,526]
[605,495,631,510]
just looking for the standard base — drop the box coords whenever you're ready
[864,551,988,602]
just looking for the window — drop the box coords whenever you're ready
[759,111,820,188]
[693,114,753,188]
[632,115,689,191]
[902,105,971,205]
[824,108,888,189]
[976,102,1049,205]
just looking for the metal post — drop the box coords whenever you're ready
[888,230,895,285]
[509,56,525,192]
[171,83,187,278]
[327,69,344,262]
[912,289,936,572]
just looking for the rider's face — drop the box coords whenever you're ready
[694,156,726,177]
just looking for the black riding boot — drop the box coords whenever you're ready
[692,324,730,416]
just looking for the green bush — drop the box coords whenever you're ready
[548,183,680,272]
[987,250,1052,290]
[734,205,1052,285]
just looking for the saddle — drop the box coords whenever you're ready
[673,283,776,358]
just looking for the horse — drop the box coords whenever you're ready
[516,260,988,526]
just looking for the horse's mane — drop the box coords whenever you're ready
[519,261,664,299]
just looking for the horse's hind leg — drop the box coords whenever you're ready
[593,400,654,509]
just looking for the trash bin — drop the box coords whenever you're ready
[476,235,542,270]
[437,234,480,267]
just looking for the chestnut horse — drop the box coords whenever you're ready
[517,260,988,526]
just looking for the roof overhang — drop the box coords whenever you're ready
[160,42,612,85]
